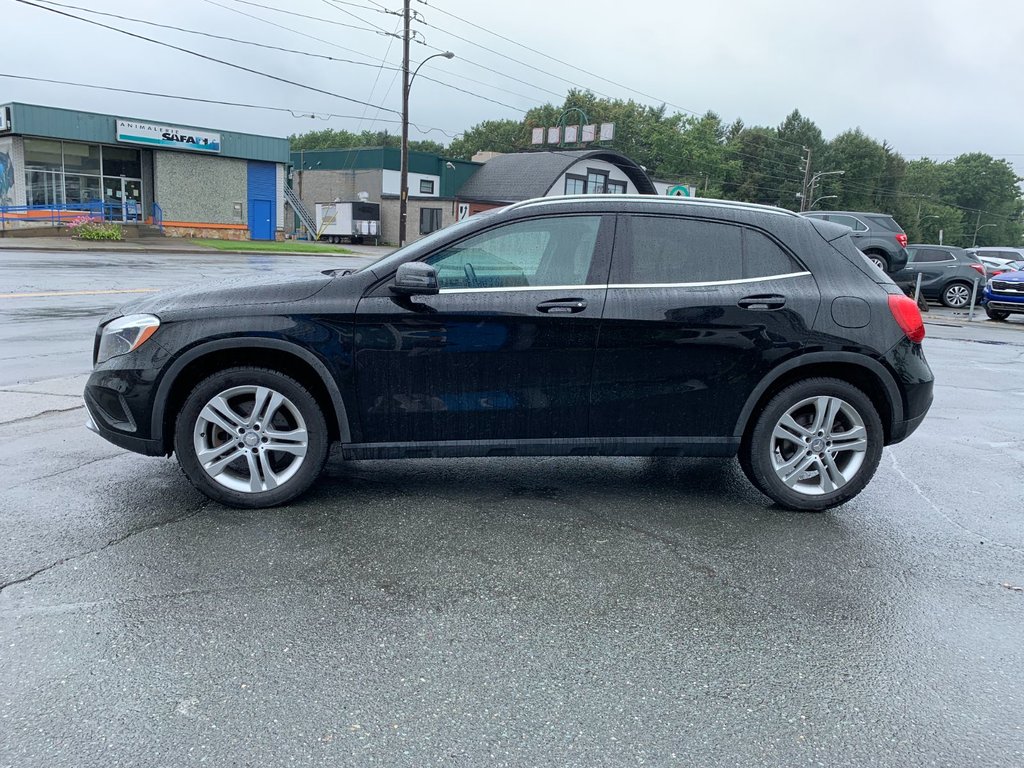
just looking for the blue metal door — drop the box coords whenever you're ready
[247,161,276,240]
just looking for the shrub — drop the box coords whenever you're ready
[68,216,123,241]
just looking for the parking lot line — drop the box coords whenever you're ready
[0,288,158,299]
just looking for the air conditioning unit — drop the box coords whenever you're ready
[0,106,10,133]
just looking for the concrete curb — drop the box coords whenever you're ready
[0,241,370,257]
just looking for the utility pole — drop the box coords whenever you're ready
[398,0,411,247]
[799,147,812,212]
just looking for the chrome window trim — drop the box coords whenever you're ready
[607,271,811,289]
[439,285,607,294]
[436,271,812,294]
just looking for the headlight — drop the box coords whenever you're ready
[96,314,161,364]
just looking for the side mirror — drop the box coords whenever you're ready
[390,262,439,296]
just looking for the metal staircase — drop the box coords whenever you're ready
[284,185,317,237]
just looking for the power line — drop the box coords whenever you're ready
[221,0,394,36]
[414,0,810,157]
[321,0,393,33]
[34,0,401,71]
[15,0,402,115]
[0,72,463,136]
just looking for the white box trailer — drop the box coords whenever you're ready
[314,201,381,244]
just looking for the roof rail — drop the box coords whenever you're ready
[506,194,799,217]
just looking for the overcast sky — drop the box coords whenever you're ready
[4,0,1022,175]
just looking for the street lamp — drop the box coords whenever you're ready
[800,170,844,212]
[399,51,455,247]
[810,194,838,209]
[972,222,997,247]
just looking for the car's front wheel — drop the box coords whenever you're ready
[174,367,329,508]
[743,378,883,511]
[985,306,1010,321]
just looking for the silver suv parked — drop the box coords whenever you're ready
[800,211,910,274]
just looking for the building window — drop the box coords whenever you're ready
[420,207,443,235]
[419,179,435,195]
[606,180,627,194]
[586,168,608,194]
[564,174,586,195]
[21,139,143,214]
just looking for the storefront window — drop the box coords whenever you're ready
[64,174,102,205]
[20,140,143,213]
[24,139,62,171]
[62,143,102,175]
[25,170,64,206]
[102,146,141,178]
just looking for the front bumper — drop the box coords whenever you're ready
[983,287,1024,314]
[84,341,170,456]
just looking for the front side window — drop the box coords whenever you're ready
[616,216,801,284]
[419,207,443,235]
[426,215,601,290]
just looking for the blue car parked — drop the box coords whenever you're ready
[983,267,1024,320]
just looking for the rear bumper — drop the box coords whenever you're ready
[882,338,933,445]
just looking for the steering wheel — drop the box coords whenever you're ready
[463,263,478,288]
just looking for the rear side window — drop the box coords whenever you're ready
[616,216,802,284]
[865,215,904,234]
[911,248,954,263]
[829,214,868,232]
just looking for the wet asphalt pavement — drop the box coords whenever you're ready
[1,250,1023,766]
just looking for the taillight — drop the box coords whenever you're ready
[896,233,908,248]
[888,294,925,343]
[970,263,985,276]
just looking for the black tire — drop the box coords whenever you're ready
[174,367,329,508]
[985,306,1010,321]
[940,281,972,309]
[865,251,889,272]
[743,378,884,512]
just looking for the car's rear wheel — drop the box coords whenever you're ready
[743,378,883,511]
[174,367,329,508]
[865,251,889,272]
[941,281,972,308]
[985,306,1010,321]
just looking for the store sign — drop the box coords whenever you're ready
[115,119,221,153]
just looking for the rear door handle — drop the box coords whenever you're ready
[536,298,588,314]
[738,294,786,311]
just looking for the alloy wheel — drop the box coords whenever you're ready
[192,385,309,493]
[769,395,868,497]
[944,283,971,308]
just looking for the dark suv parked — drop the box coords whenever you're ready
[892,244,987,308]
[799,211,910,274]
[86,196,933,512]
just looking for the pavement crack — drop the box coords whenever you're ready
[0,404,85,426]
[4,453,127,491]
[890,452,1024,555]
[0,500,210,596]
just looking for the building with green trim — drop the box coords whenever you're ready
[0,102,290,240]
[290,147,481,244]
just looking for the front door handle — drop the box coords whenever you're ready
[536,298,588,314]
[738,294,786,311]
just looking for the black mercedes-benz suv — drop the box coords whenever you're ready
[85,196,933,511]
